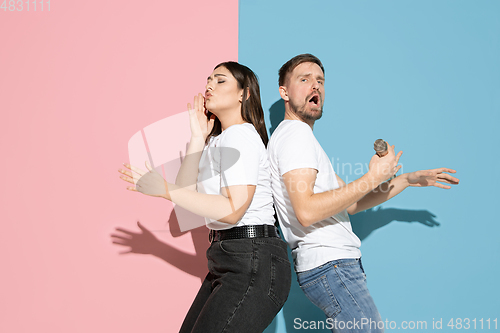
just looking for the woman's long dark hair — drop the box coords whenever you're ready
[205,61,269,147]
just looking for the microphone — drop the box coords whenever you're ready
[373,139,397,180]
[374,139,388,157]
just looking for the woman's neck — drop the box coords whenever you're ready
[219,109,247,131]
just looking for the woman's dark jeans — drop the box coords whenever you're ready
[179,236,292,333]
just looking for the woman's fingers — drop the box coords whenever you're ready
[113,227,136,236]
[198,93,205,112]
[119,174,135,184]
[123,163,144,176]
[125,163,146,176]
[118,168,133,178]
[111,234,132,242]
[193,94,199,111]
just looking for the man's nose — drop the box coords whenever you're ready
[312,80,320,90]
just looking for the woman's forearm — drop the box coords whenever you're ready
[175,137,205,191]
[166,183,253,225]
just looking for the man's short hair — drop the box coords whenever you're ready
[278,54,325,87]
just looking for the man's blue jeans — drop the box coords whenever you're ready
[297,258,384,333]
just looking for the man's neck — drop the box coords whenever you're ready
[284,108,315,130]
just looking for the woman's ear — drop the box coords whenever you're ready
[239,88,251,102]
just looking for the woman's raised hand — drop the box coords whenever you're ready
[188,93,215,141]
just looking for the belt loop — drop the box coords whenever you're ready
[208,230,213,243]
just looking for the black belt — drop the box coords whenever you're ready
[209,225,279,243]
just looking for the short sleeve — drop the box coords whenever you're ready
[277,122,318,176]
[219,125,261,187]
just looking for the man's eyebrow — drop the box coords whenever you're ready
[207,74,227,81]
[297,73,325,80]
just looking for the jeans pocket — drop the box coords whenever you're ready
[359,258,367,281]
[268,254,291,308]
[218,239,253,256]
[299,275,341,319]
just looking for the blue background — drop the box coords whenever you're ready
[239,0,500,332]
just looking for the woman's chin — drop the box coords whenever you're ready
[205,106,219,116]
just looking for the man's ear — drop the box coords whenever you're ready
[279,86,289,101]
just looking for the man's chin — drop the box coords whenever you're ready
[305,108,323,121]
[290,104,323,121]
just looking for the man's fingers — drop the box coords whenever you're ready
[437,175,460,184]
[385,143,394,155]
[395,150,403,163]
[434,182,452,189]
[434,167,456,174]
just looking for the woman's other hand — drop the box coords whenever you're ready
[119,161,171,200]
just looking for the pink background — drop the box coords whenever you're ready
[0,1,238,332]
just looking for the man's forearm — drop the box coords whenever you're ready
[298,173,382,226]
[348,173,410,215]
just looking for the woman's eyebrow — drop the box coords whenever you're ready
[207,74,227,81]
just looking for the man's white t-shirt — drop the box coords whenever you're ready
[268,119,361,272]
[197,123,275,230]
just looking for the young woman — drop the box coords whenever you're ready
[119,62,291,333]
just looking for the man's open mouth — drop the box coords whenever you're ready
[308,94,320,107]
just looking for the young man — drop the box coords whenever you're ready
[268,54,459,332]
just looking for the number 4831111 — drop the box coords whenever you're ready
[447,318,498,330]
[1,0,51,11]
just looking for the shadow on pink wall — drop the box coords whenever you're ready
[111,210,209,282]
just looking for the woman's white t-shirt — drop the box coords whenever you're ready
[197,123,275,230]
